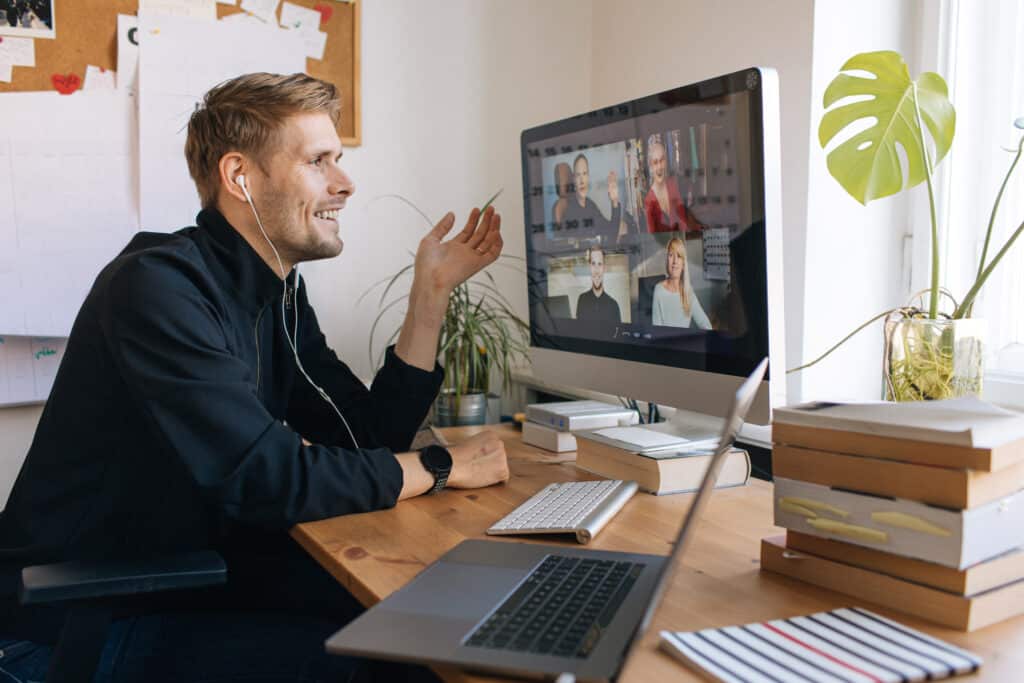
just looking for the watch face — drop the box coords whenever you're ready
[421,445,452,473]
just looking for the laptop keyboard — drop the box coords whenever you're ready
[464,554,643,659]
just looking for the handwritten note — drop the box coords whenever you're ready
[279,3,327,59]
[0,336,66,406]
[279,2,320,31]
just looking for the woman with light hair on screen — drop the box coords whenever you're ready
[644,137,703,234]
[652,236,712,329]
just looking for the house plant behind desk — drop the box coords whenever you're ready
[365,193,530,426]
[797,50,1024,400]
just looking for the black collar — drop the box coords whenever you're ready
[195,207,292,313]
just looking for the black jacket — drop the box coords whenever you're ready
[0,208,442,620]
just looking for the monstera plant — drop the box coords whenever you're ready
[794,50,1024,400]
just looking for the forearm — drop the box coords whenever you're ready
[394,276,448,372]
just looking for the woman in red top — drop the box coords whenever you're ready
[644,140,703,233]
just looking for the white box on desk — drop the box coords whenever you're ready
[522,421,577,453]
[525,400,638,432]
[773,477,1024,569]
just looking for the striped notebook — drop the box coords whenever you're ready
[659,607,982,683]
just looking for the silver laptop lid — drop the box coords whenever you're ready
[613,357,769,675]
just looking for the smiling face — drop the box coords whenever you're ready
[573,156,590,203]
[666,240,685,281]
[250,112,354,265]
[649,142,667,184]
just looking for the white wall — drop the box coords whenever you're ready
[302,0,593,381]
[799,0,923,401]
[590,0,816,404]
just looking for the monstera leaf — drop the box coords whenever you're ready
[819,51,956,205]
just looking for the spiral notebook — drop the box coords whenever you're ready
[660,607,981,683]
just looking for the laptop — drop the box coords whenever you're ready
[326,358,768,682]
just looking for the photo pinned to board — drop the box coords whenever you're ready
[0,0,55,40]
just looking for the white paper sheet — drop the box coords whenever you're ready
[137,14,305,232]
[116,15,139,94]
[279,2,320,31]
[0,91,139,337]
[84,65,117,90]
[240,0,280,24]
[217,0,239,4]
[0,64,11,83]
[287,27,326,60]
[0,336,67,406]
[138,0,218,21]
[0,37,35,67]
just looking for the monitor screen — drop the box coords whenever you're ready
[521,68,771,382]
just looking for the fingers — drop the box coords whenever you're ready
[428,212,456,241]
[455,207,482,243]
[466,207,495,249]
[475,214,502,257]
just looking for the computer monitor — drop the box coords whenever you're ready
[520,67,785,434]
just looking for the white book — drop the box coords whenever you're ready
[525,400,638,432]
[660,607,982,683]
[773,397,1024,449]
[774,477,1024,569]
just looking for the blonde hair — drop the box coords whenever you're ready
[665,237,691,315]
[185,72,341,208]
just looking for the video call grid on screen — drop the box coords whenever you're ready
[521,68,770,378]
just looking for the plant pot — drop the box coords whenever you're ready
[883,316,985,401]
[433,390,488,427]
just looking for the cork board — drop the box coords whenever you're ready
[0,0,362,145]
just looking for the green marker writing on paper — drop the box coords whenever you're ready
[35,347,56,360]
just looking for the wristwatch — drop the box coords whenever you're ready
[418,445,452,495]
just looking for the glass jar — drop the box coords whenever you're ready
[883,316,985,401]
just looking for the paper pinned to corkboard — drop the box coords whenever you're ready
[0,0,361,144]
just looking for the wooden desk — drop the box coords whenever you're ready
[291,425,1024,681]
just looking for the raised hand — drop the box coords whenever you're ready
[415,206,503,295]
[607,170,619,206]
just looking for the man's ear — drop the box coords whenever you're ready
[218,152,249,204]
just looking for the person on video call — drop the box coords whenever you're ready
[562,153,622,244]
[550,161,572,230]
[653,236,712,329]
[644,138,704,234]
[0,73,509,682]
[575,245,621,323]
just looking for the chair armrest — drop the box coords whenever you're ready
[18,550,226,605]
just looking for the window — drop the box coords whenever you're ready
[923,0,1024,407]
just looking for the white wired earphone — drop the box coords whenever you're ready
[236,174,360,450]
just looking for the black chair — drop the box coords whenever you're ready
[18,551,226,681]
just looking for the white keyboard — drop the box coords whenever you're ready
[487,480,639,544]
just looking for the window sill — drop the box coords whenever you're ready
[985,370,1024,411]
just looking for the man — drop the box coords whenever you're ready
[0,73,509,680]
[575,245,621,323]
[561,154,622,245]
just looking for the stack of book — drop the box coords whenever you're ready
[521,400,638,453]
[761,397,1024,631]
[574,428,751,496]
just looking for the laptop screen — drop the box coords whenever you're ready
[613,356,768,674]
